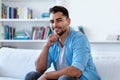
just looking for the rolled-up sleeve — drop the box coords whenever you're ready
[71,35,90,72]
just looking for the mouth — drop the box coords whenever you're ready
[54,27,61,32]
[53,28,61,36]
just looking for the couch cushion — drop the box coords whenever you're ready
[0,47,41,79]
[92,54,120,80]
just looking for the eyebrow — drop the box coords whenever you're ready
[56,18,62,20]
[50,17,62,22]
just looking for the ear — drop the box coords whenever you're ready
[67,18,71,25]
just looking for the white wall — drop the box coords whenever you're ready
[62,0,120,41]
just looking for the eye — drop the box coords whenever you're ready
[50,20,54,23]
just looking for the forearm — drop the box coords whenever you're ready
[35,34,59,73]
[35,45,50,73]
[44,66,82,79]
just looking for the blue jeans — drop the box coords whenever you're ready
[24,71,80,80]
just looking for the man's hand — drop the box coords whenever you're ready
[45,34,59,47]
[37,73,47,80]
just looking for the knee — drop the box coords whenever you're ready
[24,71,42,80]
[58,75,73,80]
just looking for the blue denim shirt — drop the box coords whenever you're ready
[47,27,101,80]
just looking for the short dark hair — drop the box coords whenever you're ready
[49,6,69,18]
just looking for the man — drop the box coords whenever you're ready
[25,6,100,80]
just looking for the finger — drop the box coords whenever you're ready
[50,34,58,41]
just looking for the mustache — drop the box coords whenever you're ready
[53,27,61,30]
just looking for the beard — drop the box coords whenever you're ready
[54,26,67,36]
[58,29,67,36]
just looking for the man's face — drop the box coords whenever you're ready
[50,12,70,36]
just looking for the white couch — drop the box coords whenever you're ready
[0,47,120,80]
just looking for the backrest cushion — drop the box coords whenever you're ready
[0,47,41,79]
[92,54,120,80]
